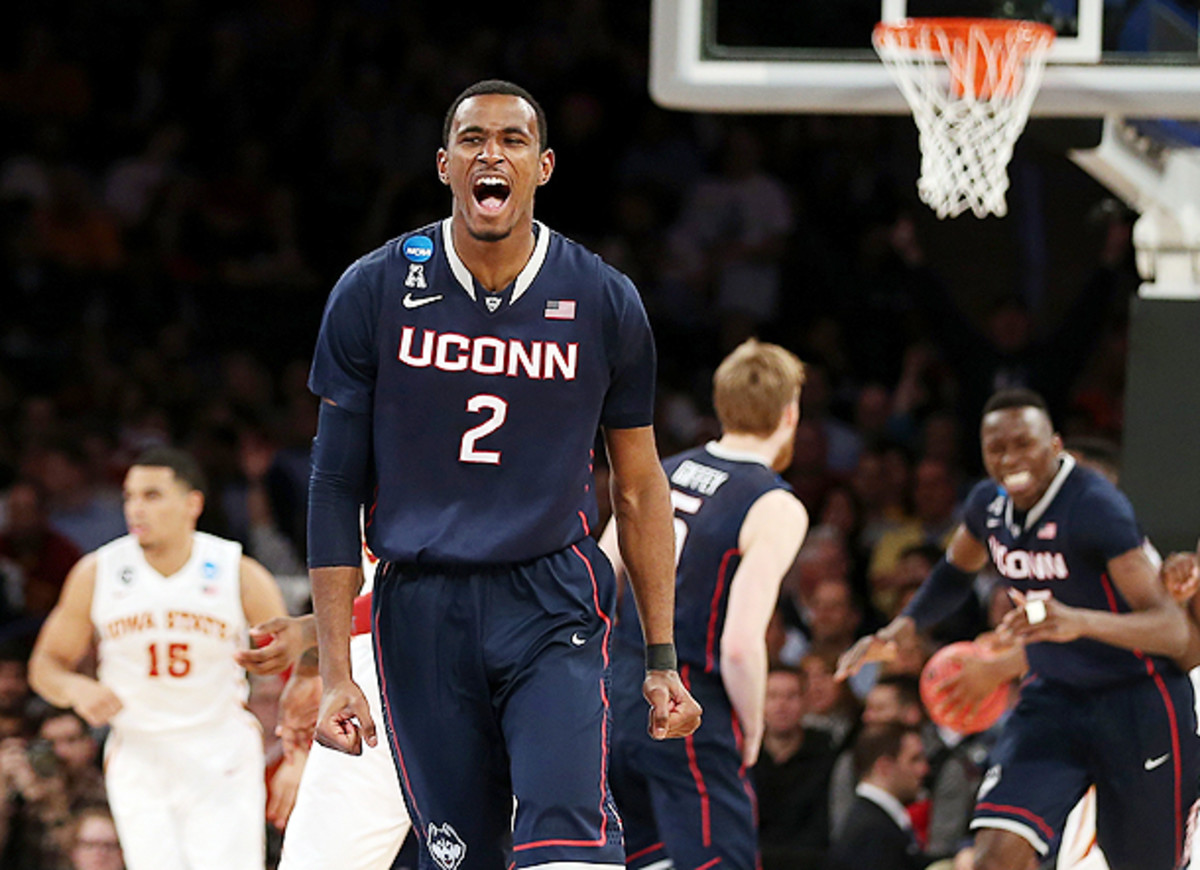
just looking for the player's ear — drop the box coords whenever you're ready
[436,148,449,186]
[1051,432,1064,454]
[187,490,205,523]
[537,148,555,186]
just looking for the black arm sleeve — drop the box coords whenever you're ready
[900,557,976,631]
[307,400,371,568]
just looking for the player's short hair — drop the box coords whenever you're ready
[852,721,921,780]
[712,339,806,437]
[443,79,549,151]
[982,387,1050,419]
[131,446,207,496]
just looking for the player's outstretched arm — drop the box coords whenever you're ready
[1003,547,1188,657]
[605,425,702,739]
[721,489,809,766]
[838,524,987,680]
[28,555,124,727]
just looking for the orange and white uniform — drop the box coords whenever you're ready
[94,532,264,870]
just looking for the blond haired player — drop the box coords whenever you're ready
[28,446,291,870]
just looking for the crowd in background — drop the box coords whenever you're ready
[0,1,1145,868]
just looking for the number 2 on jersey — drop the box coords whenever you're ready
[459,394,508,464]
[147,642,191,677]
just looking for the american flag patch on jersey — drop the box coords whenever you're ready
[544,300,576,320]
[1037,522,1057,540]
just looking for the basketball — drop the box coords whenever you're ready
[919,641,1010,735]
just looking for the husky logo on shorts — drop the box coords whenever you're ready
[427,822,466,870]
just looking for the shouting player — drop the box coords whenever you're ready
[306,79,702,870]
[603,339,809,870]
[838,388,1199,870]
[28,446,291,870]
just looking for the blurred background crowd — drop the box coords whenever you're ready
[0,1,1144,868]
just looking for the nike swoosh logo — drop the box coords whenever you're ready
[571,632,586,647]
[1145,753,1170,770]
[402,293,444,309]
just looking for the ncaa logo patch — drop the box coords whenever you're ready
[427,823,466,870]
[202,561,219,580]
[404,235,434,263]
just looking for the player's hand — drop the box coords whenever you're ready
[236,616,308,676]
[277,669,322,758]
[70,678,123,727]
[267,748,308,830]
[643,670,703,740]
[1162,552,1200,604]
[930,644,1010,717]
[999,589,1083,645]
[835,616,914,681]
[314,677,376,755]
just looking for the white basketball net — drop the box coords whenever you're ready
[874,20,1055,219]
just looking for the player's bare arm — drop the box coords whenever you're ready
[837,523,988,680]
[311,564,375,754]
[604,425,703,740]
[28,554,124,727]
[1003,545,1189,656]
[233,556,296,675]
[721,489,808,766]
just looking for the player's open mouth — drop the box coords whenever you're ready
[1004,470,1033,491]
[473,176,510,214]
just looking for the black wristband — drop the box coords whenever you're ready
[645,643,678,672]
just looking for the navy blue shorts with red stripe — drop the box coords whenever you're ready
[609,652,757,870]
[372,537,624,870]
[971,669,1199,870]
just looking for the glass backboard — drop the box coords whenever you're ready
[651,0,1200,117]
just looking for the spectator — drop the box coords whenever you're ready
[1,708,104,869]
[67,805,125,870]
[826,721,931,870]
[798,653,861,751]
[0,479,83,620]
[754,666,838,870]
[27,444,125,554]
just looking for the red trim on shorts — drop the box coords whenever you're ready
[976,802,1056,841]
[514,545,614,852]
[705,549,738,672]
[696,858,722,870]
[372,602,423,840]
[681,664,713,846]
[578,511,590,536]
[1144,659,1186,865]
[627,842,666,862]
[1099,571,1186,863]
[365,485,379,530]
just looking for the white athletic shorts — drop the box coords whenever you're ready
[105,711,266,870]
[278,632,412,870]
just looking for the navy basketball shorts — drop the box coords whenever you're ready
[372,537,624,870]
[609,653,757,870]
[971,670,1200,870]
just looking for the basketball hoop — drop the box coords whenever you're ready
[874,18,1056,219]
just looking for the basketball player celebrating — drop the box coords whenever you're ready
[838,388,1200,870]
[603,339,810,870]
[306,79,701,870]
[28,446,291,870]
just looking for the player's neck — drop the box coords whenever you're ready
[451,216,536,292]
[715,433,780,468]
[140,533,194,578]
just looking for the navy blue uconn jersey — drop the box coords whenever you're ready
[309,219,656,565]
[614,443,790,669]
[963,453,1177,689]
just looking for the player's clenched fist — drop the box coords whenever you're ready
[643,670,703,739]
[314,678,377,755]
